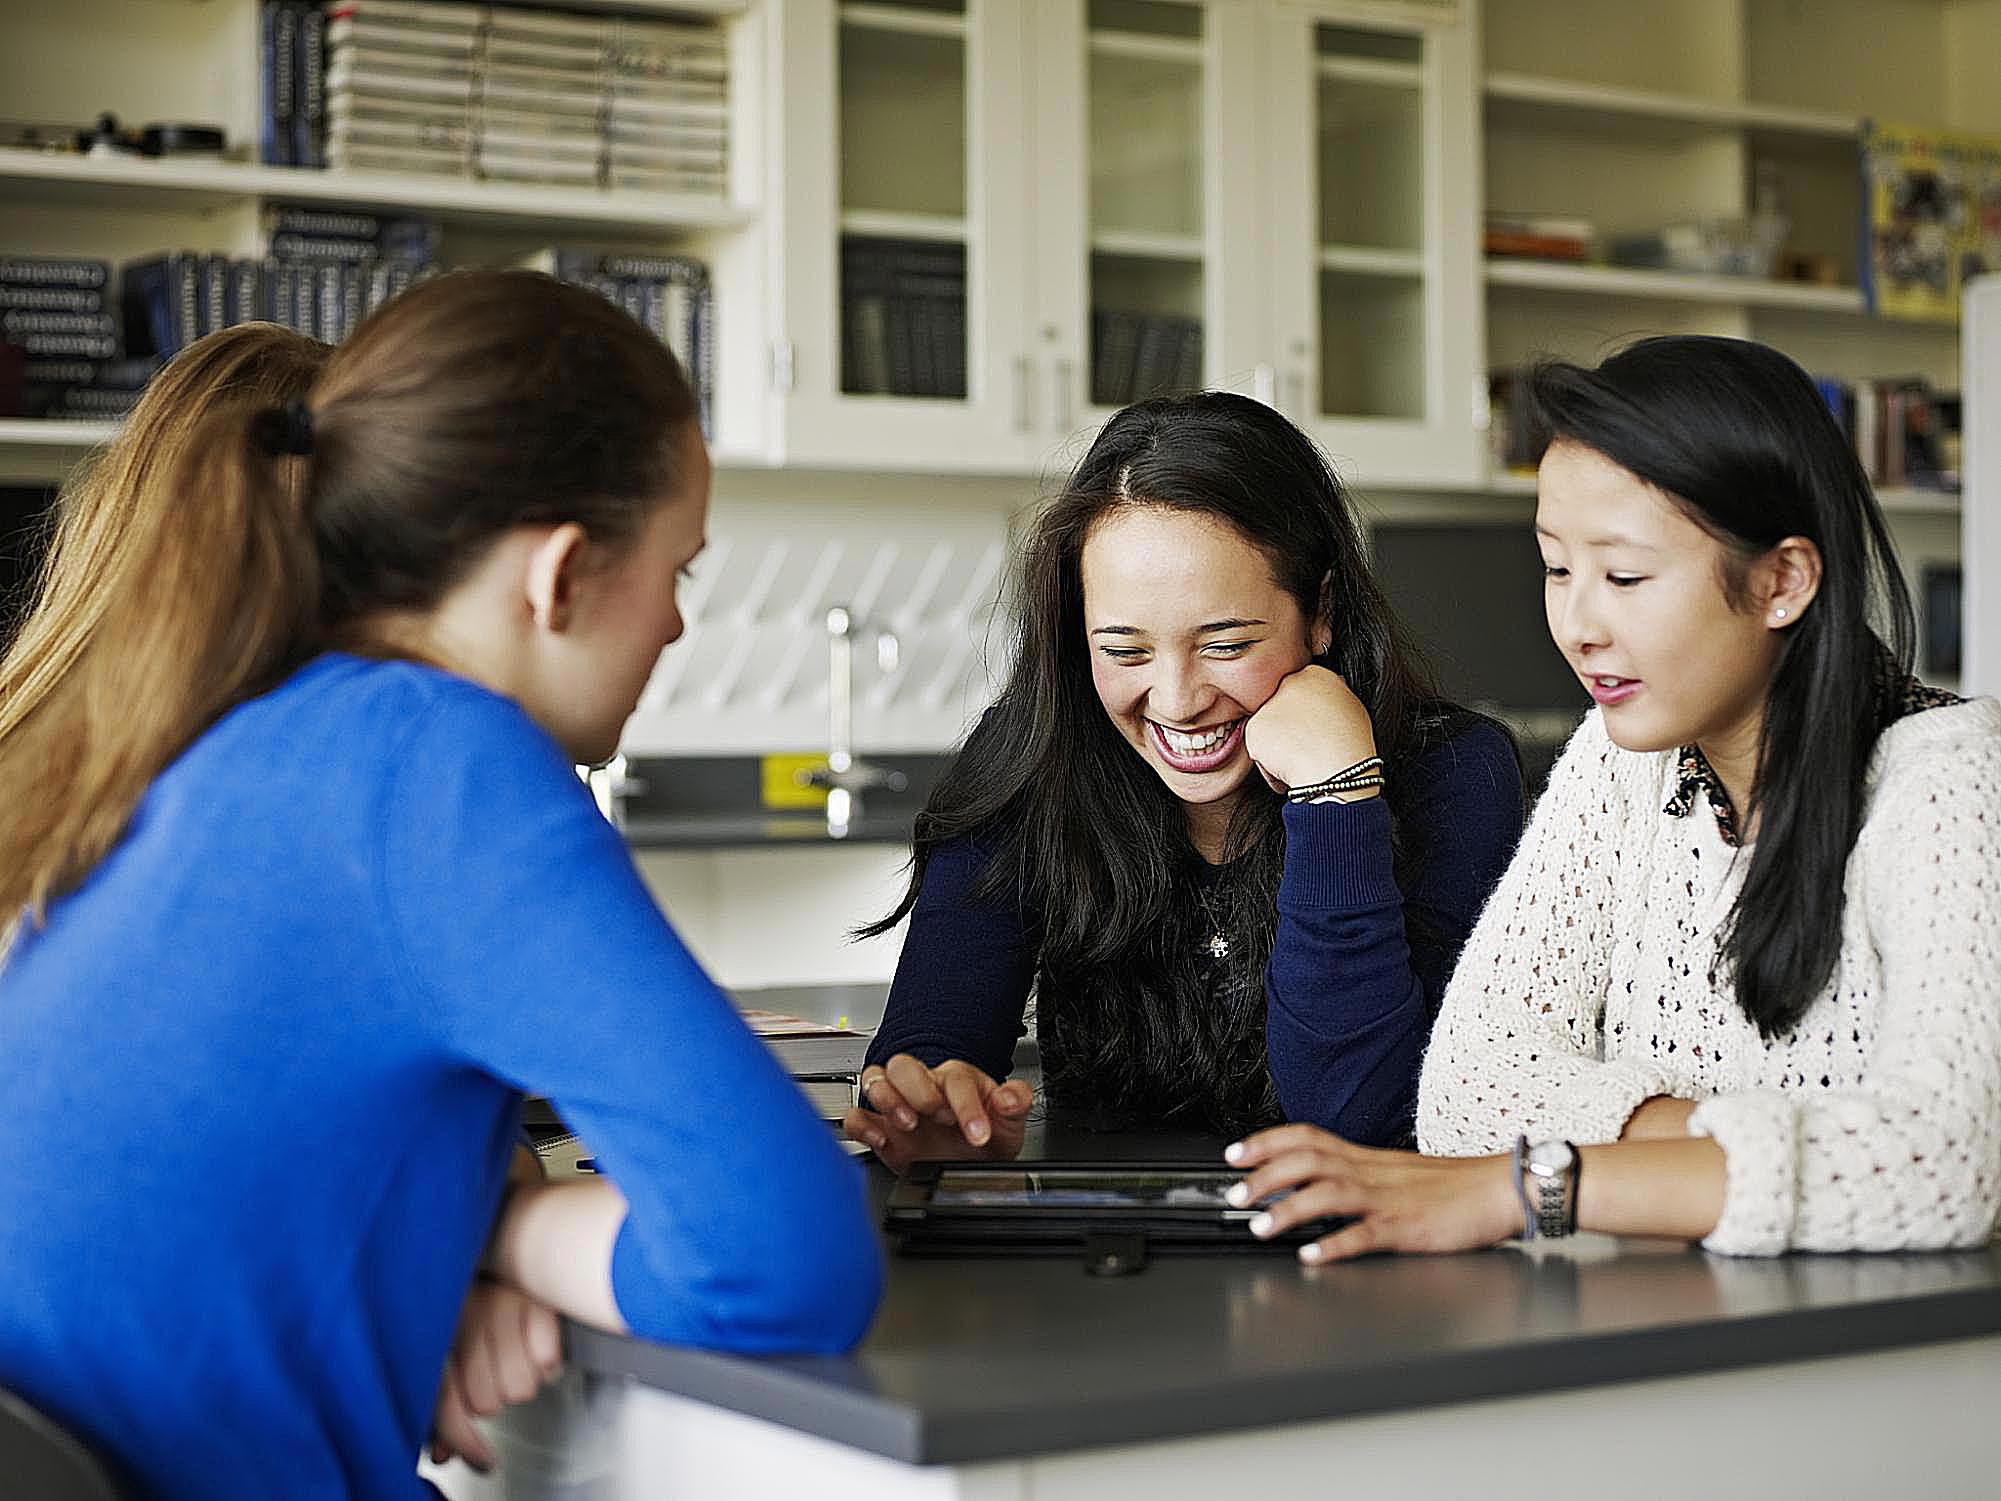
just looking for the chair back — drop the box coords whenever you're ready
[0,1386,124,1501]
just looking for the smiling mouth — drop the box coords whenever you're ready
[1147,717,1246,771]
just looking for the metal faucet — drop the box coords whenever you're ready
[580,753,645,832]
[802,605,906,838]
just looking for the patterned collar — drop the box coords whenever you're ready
[1663,671,1963,847]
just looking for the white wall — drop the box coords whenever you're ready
[636,844,912,989]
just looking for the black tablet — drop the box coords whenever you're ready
[883,1160,1345,1257]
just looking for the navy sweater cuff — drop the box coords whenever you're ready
[1279,795,1399,913]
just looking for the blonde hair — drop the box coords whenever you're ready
[0,324,328,926]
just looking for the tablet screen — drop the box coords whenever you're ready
[928,1166,1244,1211]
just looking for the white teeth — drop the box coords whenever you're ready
[1158,721,1237,756]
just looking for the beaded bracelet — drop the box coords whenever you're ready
[1284,755,1386,804]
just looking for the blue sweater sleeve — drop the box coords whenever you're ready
[865,834,1035,1080]
[380,683,882,1354]
[1265,720,1523,1145]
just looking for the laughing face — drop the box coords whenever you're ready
[1535,438,1784,769]
[1080,504,1317,817]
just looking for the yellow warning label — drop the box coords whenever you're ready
[761,753,831,809]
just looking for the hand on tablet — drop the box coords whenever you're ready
[1223,1124,1520,1263]
[842,1055,1033,1174]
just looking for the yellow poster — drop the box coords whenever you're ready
[1863,121,2001,322]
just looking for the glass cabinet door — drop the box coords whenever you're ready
[772,0,1034,471]
[1083,0,1209,415]
[1264,5,1483,487]
[1029,0,1265,465]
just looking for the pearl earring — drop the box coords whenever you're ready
[1773,608,1788,621]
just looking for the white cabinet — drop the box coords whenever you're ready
[760,0,1485,485]
[761,0,1038,472]
[1261,0,1484,487]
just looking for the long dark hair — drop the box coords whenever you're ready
[0,270,698,927]
[867,391,1479,1132]
[1529,335,1917,1038]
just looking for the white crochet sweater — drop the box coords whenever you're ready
[1416,698,2001,1256]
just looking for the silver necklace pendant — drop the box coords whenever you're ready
[1205,932,1231,961]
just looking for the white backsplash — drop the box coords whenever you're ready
[620,483,1015,757]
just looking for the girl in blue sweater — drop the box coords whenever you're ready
[846,393,1523,1167]
[0,275,880,1500]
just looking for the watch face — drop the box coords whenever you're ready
[1527,1139,1575,1175]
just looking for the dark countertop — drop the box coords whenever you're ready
[620,812,918,847]
[568,1103,2001,1464]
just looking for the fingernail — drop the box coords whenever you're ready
[862,1132,882,1150]
[1249,1212,1273,1237]
[1224,1142,1246,1165]
[1299,1242,1324,1264]
[896,1109,917,1130]
[967,1119,989,1145]
[1225,1182,1249,1208]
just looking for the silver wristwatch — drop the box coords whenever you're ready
[1515,1136,1580,1239]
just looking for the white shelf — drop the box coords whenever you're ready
[840,210,966,242]
[0,417,773,477]
[1485,258,1866,312]
[586,0,749,12]
[1319,245,1423,278]
[838,3,965,40]
[1089,31,1204,67]
[1091,230,1203,262]
[1484,73,1858,141]
[0,149,753,234]
[1876,487,1961,514]
[1318,57,1422,90]
[0,419,121,451]
[1478,466,1959,515]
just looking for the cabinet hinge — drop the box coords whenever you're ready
[769,340,796,394]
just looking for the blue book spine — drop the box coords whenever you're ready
[293,3,327,170]
[263,2,296,167]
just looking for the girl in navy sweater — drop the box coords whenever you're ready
[847,392,1523,1168]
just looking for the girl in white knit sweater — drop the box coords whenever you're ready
[1225,335,2001,1259]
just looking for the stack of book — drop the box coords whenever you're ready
[1814,375,1963,492]
[119,211,438,362]
[840,237,967,400]
[480,7,612,187]
[262,205,440,347]
[1483,212,1596,263]
[287,0,731,195]
[261,1,333,167]
[1489,365,1964,496]
[520,247,714,434]
[1089,310,1202,408]
[1,257,148,421]
[602,16,729,197]
[323,0,480,177]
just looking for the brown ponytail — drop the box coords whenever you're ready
[0,269,698,930]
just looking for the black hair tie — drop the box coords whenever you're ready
[271,397,315,457]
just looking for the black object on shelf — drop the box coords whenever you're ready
[840,236,967,400]
[139,123,228,158]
